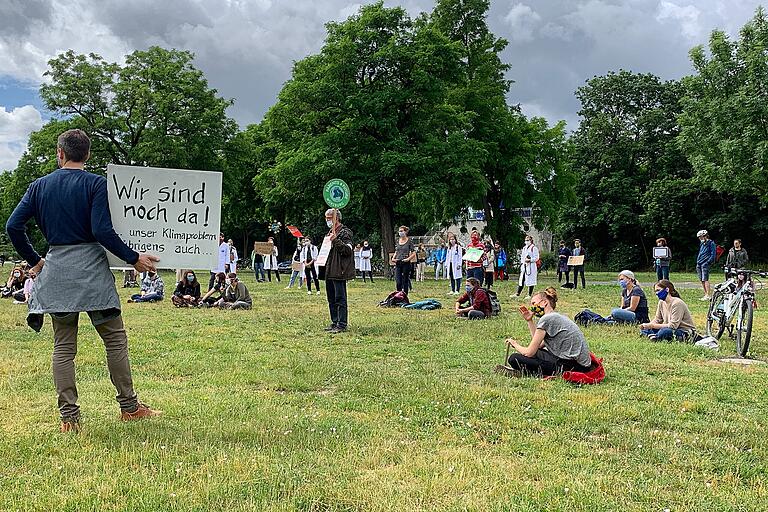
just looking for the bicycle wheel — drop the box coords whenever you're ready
[736,298,754,357]
[706,291,727,339]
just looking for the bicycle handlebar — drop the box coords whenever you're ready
[723,266,768,278]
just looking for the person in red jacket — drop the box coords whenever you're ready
[465,229,486,286]
[455,277,491,319]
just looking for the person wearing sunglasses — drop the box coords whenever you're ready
[503,287,592,377]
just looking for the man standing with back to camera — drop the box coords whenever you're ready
[6,129,161,433]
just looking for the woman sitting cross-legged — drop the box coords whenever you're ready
[171,270,201,307]
[610,270,650,324]
[455,277,491,320]
[640,279,696,341]
[504,287,592,377]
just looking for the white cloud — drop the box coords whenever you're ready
[504,3,542,42]
[0,105,44,171]
[657,1,703,40]
[338,3,363,20]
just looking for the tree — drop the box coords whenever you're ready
[430,0,571,249]
[678,8,768,202]
[40,46,236,171]
[256,2,486,257]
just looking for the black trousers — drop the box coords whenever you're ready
[395,261,412,294]
[266,269,281,282]
[558,269,570,283]
[305,265,320,291]
[572,265,585,288]
[508,350,590,377]
[362,271,374,282]
[325,279,348,329]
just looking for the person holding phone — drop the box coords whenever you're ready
[501,287,592,377]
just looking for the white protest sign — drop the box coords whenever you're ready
[316,236,333,267]
[106,164,222,270]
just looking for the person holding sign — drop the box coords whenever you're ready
[251,242,266,282]
[264,236,281,283]
[321,208,354,333]
[391,226,416,294]
[301,237,321,295]
[5,129,161,432]
[465,230,486,286]
[514,235,539,299]
[654,238,671,281]
[570,239,587,289]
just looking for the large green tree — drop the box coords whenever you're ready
[678,7,768,201]
[256,2,486,256]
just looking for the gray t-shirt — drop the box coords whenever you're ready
[536,312,591,367]
[394,239,415,262]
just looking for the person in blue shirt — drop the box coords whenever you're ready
[434,242,447,280]
[5,129,161,432]
[695,229,717,301]
[494,242,507,282]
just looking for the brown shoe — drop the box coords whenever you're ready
[60,419,81,433]
[120,403,162,421]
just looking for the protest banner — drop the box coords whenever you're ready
[462,247,484,263]
[287,225,304,238]
[106,164,222,270]
[568,255,585,266]
[254,242,274,255]
[653,247,670,259]
[316,236,332,266]
[291,261,304,272]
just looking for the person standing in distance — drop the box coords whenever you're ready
[5,129,161,433]
[695,229,716,301]
[209,233,228,290]
[570,239,587,289]
[322,208,354,333]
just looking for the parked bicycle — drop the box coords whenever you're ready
[706,267,767,357]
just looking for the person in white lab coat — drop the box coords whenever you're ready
[514,235,539,299]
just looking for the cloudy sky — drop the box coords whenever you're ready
[0,0,764,171]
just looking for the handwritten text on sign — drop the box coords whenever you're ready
[106,164,222,270]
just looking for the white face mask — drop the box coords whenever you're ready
[225,279,233,286]
[326,220,334,228]
[525,240,532,246]
[399,231,406,237]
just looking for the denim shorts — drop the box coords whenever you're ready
[696,264,710,281]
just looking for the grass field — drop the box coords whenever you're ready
[1,269,766,511]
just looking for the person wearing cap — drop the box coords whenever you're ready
[570,239,587,289]
[695,229,716,301]
[610,270,650,324]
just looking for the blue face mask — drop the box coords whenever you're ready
[656,289,669,300]
[465,285,472,293]
[187,275,195,282]
[619,279,628,289]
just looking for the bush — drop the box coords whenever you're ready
[605,243,643,271]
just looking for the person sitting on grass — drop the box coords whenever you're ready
[640,279,696,341]
[13,269,36,304]
[200,272,226,306]
[455,277,491,320]
[1,266,26,298]
[502,287,592,377]
[172,270,201,307]
[128,270,164,303]
[610,270,650,324]
[214,273,252,310]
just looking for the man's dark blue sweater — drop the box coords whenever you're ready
[6,168,139,267]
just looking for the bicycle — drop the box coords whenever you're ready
[706,267,767,357]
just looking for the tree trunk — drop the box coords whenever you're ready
[377,201,395,262]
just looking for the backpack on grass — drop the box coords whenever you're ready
[378,291,409,308]
[485,289,501,316]
[574,309,609,326]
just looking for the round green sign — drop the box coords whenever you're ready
[323,179,350,208]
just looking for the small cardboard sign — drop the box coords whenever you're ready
[568,255,585,266]
[291,261,304,272]
[254,242,274,255]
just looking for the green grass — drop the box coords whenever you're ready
[1,269,767,511]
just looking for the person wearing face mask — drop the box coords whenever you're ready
[434,242,447,280]
[227,239,238,275]
[654,238,671,280]
[200,272,227,306]
[320,208,355,333]
[390,226,416,294]
[285,240,305,290]
[570,239,587,289]
[494,243,506,282]
[209,233,229,290]
[445,233,464,295]
[251,241,266,283]
[557,241,571,285]
[483,241,495,289]
[610,270,649,324]
[455,277,492,319]
[264,236,281,283]
[128,270,165,303]
[465,230,486,286]
[214,273,252,310]
[359,241,374,283]
[416,243,428,282]
[2,266,26,298]
[13,269,36,304]
[171,271,201,307]
[514,235,538,298]
[640,280,696,341]
[502,287,592,377]
[5,129,161,430]
[302,237,321,295]
[354,244,362,279]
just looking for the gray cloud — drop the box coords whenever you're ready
[0,0,765,132]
